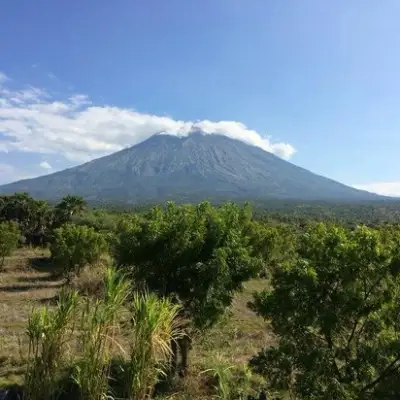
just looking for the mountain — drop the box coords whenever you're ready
[0,132,382,203]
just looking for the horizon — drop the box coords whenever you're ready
[1,1,400,196]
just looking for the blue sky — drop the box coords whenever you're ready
[1,0,400,195]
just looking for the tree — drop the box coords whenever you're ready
[249,223,400,399]
[0,221,20,270]
[0,193,52,245]
[247,221,296,276]
[114,201,263,375]
[54,195,86,227]
[50,224,107,277]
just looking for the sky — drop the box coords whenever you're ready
[1,0,400,195]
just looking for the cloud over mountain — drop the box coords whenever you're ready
[0,72,296,163]
[353,182,400,197]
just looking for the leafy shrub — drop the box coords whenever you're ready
[72,209,119,233]
[249,223,400,399]
[53,195,86,227]
[0,220,20,270]
[113,201,264,376]
[50,224,107,277]
[0,193,52,245]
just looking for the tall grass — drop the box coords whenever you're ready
[73,267,130,400]
[22,267,184,400]
[202,356,260,400]
[202,361,234,400]
[25,289,78,400]
[122,292,183,400]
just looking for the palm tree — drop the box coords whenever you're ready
[54,195,86,226]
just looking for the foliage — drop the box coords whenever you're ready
[20,267,184,400]
[54,195,86,227]
[50,224,107,277]
[202,358,264,400]
[0,220,20,270]
[247,222,296,276]
[73,267,130,400]
[25,289,78,400]
[249,223,400,399]
[0,193,52,245]
[121,291,183,400]
[114,201,262,330]
[114,201,263,374]
[72,209,120,233]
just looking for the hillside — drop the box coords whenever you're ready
[0,132,382,203]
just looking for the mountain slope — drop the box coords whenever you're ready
[0,132,381,203]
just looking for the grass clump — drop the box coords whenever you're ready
[120,292,183,400]
[72,267,130,400]
[25,289,78,400]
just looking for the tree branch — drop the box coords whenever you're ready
[360,354,400,393]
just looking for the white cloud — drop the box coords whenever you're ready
[0,72,296,163]
[0,163,34,185]
[39,161,52,170]
[353,182,400,197]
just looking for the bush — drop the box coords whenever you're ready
[50,224,107,277]
[114,201,263,375]
[0,220,20,270]
[249,223,400,399]
[0,193,52,245]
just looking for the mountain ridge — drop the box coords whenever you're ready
[0,132,383,203]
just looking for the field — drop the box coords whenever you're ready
[0,248,272,398]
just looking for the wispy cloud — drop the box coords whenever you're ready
[39,161,52,170]
[0,163,34,185]
[0,72,10,85]
[0,72,296,163]
[47,72,58,81]
[353,182,400,197]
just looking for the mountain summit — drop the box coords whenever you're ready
[0,132,380,203]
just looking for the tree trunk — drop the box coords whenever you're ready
[170,339,179,378]
[178,335,191,377]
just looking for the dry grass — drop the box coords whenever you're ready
[0,248,64,386]
[0,248,273,397]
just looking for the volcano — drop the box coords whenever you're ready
[0,132,381,203]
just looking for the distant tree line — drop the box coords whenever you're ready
[0,193,87,245]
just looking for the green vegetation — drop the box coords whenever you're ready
[0,193,52,245]
[0,221,21,271]
[0,221,20,270]
[54,195,87,227]
[114,202,263,375]
[2,192,400,398]
[50,224,107,278]
[123,292,182,399]
[72,267,130,400]
[25,289,78,400]
[250,224,400,398]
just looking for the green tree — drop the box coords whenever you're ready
[0,193,52,245]
[50,224,107,277]
[114,201,262,375]
[54,195,86,227]
[0,221,20,270]
[247,221,296,276]
[249,223,400,399]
